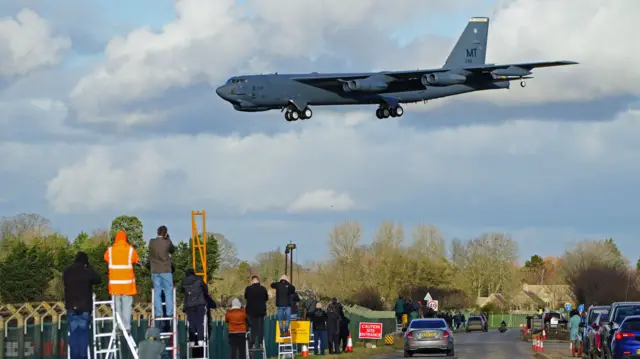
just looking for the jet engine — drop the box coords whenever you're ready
[422,73,466,87]
[345,78,388,92]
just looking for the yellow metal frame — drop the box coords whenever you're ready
[191,210,207,283]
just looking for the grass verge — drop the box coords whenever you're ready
[267,337,405,358]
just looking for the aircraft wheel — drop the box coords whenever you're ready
[375,109,383,119]
[381,108,390,118]
[520,80,527,88]
[290,109,300,121]
[302,107,313,120]
[395,105,404,117]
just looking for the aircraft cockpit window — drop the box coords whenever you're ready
[227,78,248,84]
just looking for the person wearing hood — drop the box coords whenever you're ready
[63,251,101,359]
[311,303,328,355]
[270,275,296,336]
[181,268,209,348]
[148,226,176,327]
[339,312,351,353]
[104,230,139,333]
[225,298,248,359]
[244,275,268,349]
[138,327,167,359]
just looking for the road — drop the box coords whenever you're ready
[384,328,533,359]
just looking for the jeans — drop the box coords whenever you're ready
[277,307,291,333]
[114,295,133,331]
[313,330,327,355]
[68,312,90,359]
[152,273,174,317]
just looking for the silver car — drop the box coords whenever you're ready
[404,318,455,357]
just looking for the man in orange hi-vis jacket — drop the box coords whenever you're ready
[104,230,140,333]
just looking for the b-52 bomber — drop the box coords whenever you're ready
[216,17,577,122]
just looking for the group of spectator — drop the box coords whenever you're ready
[63,226,216,359]
[393,296,467,329]
[62,225,355,359]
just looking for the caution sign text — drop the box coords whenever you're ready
[359,322,383,340]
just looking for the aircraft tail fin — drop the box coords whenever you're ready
[444,17,489,68]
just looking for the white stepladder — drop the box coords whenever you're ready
[185,310,209,359]
[308,329,315,355]
[277,334,294,359]
[150,287,178,359]
[245,330,267,359]
[91,294,138,359]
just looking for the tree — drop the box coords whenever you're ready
[110,215,146,259]
[190,233,221,282]
[73,231,90,249]
[637,256,640,271]
[523,254,546,284]
[216,234,240,270]
[0,213,51,242]
[0,241,54,302]
[327,221,361,261]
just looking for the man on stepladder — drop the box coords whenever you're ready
[244,275,268,349]
[63,251,101,359]
[104,230,140,335]
[181,268,209,347]
[148,225,175,331]
[271,275,296,337]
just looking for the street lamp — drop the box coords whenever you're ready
[284,242,297,285]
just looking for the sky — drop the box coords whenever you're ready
[1,0,639,264]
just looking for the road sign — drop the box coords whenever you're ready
[359,322,383,340]
[424,293,433,301]
[427,300,439,311]
[578,304,584,313]
[564,303,572,311]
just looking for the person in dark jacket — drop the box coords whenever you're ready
[63,251,101,359]
[311,303,328,355]
[149,226,176,326]
[137,327,167,359]
[394,297,404,324]
[244,276,268,349]
[290,292,301,320]
[270,275,295,336]
[326,299,342,354]
[339,314,351,352]
[181,268,209,347]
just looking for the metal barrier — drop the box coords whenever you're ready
[0,302,396,359]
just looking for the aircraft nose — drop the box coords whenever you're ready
[216,85,226,99]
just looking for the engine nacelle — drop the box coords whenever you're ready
[422,73,467,87]
[345,78,388,92]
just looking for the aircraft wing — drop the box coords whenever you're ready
[290,68,449,87]
[464,60,578,73]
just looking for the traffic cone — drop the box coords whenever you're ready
[542,329,546,340]
[569,340,573,355]
[346,334,353,352]
[301,345,309,357]
[540,339,544,353]
[532,338,536,351]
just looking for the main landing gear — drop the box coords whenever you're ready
[285,107,312,122]
[376,105,404,119]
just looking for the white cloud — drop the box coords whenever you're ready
[288,189,355,213]
[43,107,640,214]
[479,0,639,103]
[0,8,71,77]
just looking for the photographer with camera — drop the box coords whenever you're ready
[63,251,101,359]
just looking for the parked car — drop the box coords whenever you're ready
[479,313,489,331]
[600,302,640,359]
[587,311,608,359]
[404,318,455,357]
[466,315,486,332]
[609,315,640,359]
[583,305,610,355]
[543,310,566,329]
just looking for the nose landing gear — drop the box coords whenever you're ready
[520,80,527,88]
